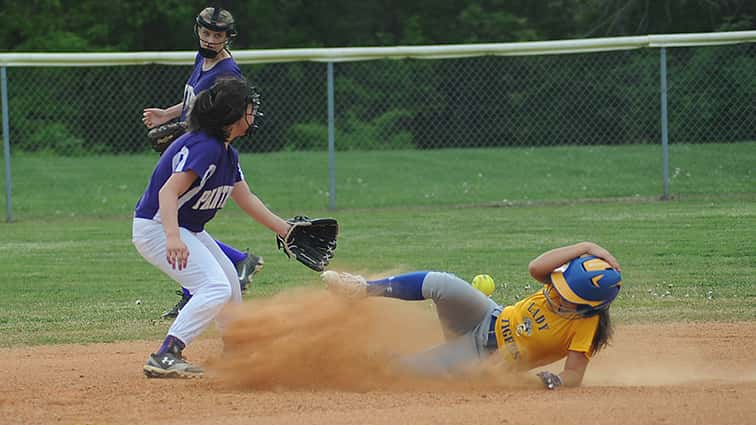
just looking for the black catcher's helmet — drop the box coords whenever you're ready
[194,7,237,58]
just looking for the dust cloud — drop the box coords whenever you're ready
[216,287,533,391]
[585,322,756,387]
[216,289,756,391]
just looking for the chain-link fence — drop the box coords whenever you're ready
[1,36,755,217]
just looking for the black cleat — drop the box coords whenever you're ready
[143,351,203,378]
[236,251,264,293]
[160,290,191,320]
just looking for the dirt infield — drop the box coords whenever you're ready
[2,292,755,425]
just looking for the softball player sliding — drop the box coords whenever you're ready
[134,77,291,378]
[324,241,622,389]
[142,6,262,319]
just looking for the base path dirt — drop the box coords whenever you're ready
[2,295,755,425]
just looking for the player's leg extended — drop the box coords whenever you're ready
[379,272,500,375]
[397,330,484,376]
[419,272,499,337]
[323,271,428,299]
[345,271,499,376]
[324,271,497,336]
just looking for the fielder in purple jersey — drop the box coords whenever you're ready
[142,6,262,320]
[135,77,290,378]
[179,52,241,122]
[134,131,242,230]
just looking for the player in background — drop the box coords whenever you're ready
[323,241,622,389]
[142,6,262,319]
[134,77,291,378]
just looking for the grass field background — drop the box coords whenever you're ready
[0,143,754,347]
[2,142,754,219]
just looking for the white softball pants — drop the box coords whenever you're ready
[132,217,242,346]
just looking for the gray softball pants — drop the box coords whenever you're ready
[398,272,501,376]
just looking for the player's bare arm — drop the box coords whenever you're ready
[143,102,182,128]
[584,243,621,271]
[531,350,588,389]
[559,350,589,387]
[231,181,290,237]
[158,170,198,270]
[528,241,620,283]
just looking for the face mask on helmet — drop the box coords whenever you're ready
[243,87,263,137]
[543,284,600,319]
[210,83,263,138]
[544,255,622,318]
[194,7,237,59]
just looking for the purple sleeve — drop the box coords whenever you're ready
[236,163,244,183]
[214,60,242,82]
[174,138,220,178]
[233,147,244,183]
[196,59,242,93]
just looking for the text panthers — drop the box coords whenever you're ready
[191,185,233,210]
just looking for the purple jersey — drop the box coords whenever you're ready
[135,131,244,232]
[180,53,242,121]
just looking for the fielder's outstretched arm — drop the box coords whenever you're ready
[231,180,290,238]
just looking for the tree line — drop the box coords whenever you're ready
[1,1,754,155]
[2,0,754,51]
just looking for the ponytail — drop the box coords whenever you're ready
[590,309,613,354]
[187,77,247,142]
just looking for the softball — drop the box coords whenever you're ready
[472,274,495,297]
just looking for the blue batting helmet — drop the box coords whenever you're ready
[544,255,622,318]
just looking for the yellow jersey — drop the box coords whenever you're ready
[493,290,599,370]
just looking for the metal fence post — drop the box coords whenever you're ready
[327,62,336,210]
[659,47,670,200]
[1,66,12,222]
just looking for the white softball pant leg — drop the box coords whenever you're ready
[132,218,242,345]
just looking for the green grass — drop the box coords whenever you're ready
[1,142,754,220]
[0,197,754,347]
[0,144,754,347]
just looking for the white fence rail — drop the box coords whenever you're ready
[2,31,755,66]
[2,31,755,220]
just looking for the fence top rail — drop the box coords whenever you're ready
[1,30,755,67]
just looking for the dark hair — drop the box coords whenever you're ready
[591,309,613,354]
[187,77,248,142]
